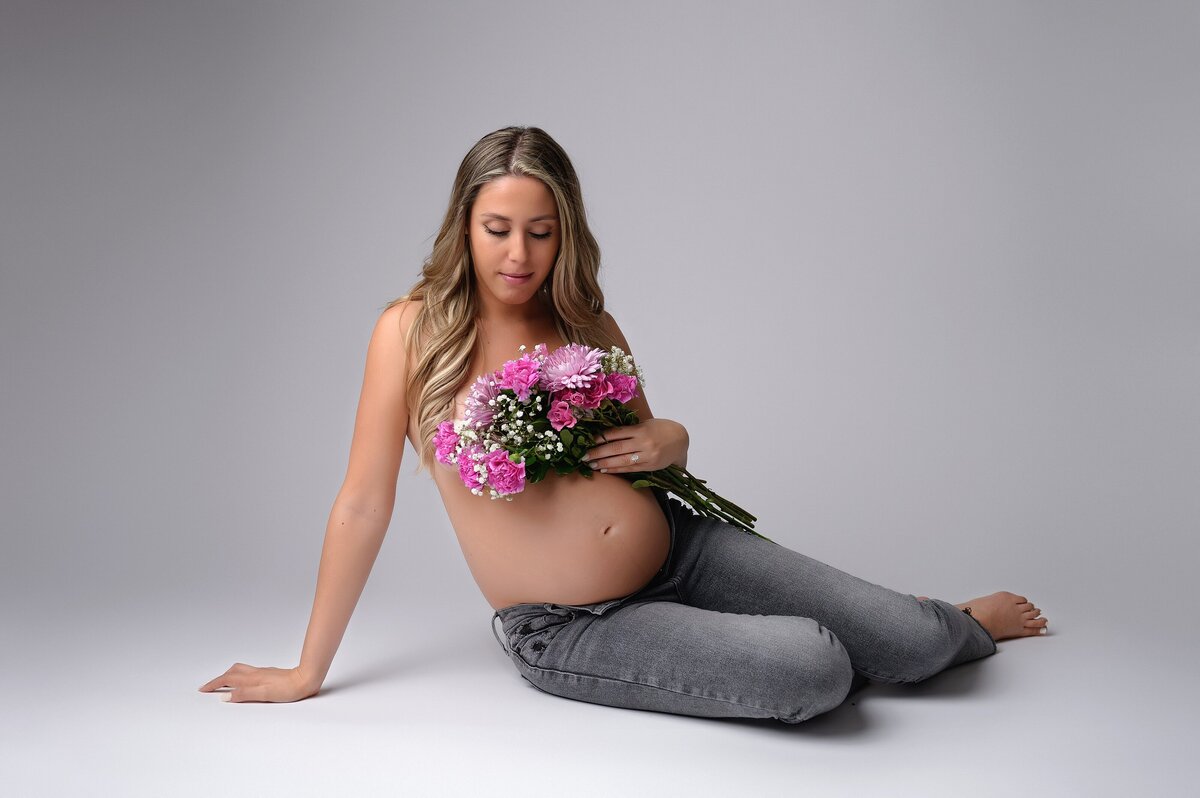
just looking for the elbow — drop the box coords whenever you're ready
[333,491,396,523]
[674,421,689,470]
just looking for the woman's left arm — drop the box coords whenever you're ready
[582,312,689,473]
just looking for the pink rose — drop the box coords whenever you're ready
[484,449,526,495]
[548,399,577,431]
[497,355,541,402]
[559,389,588,407]
[606,373,639,404]
[458,445,485,491]
[433,420,460,465]
[578,377,613,409]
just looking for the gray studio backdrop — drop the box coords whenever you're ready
[3,0,1197,673]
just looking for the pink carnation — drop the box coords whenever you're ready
[498,354,542,402]
[458,445,485,491]
[433,420,460,465]
[606,373,639,404]
[484,449,526,495]
[548,399,577,431]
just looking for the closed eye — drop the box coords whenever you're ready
[484,227,552,240]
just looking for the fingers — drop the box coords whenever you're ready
[582,433,646,473]
[597,426,634,443]
[227,684,266,703]
[584,450,645,473]
[196,657,253,691]
[204,677,258,703]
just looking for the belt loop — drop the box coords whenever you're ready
[490,611,510,654]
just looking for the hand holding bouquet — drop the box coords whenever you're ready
[433,342,762,538]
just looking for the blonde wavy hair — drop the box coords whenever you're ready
[385,126,617,473]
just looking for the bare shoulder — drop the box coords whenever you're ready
[598,309,634,353]
[368,298,424,366]
[382,297,424,342]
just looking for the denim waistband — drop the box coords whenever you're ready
[490,487,680,653]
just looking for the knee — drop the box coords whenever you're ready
[773,623,854,724]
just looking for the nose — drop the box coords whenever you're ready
[507,234,527,265]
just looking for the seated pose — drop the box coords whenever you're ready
[199,126,1047,723]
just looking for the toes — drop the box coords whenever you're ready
[1024,617,1048,629]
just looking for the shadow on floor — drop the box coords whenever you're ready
[709,658,990,738]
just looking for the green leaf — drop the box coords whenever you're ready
[560,428,574,447]
[629,480,652,489]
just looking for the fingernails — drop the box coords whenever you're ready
[588,462,598,470]
[581,454,589,462]
[599,468,607,473]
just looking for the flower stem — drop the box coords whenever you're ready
[629,466,769,542]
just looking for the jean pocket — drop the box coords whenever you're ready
[507,608,576,666]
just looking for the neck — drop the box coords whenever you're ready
[475,290,556,326]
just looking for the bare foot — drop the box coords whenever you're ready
[953,591,1048,641]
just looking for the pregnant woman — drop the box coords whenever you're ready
[200,126,1047,723]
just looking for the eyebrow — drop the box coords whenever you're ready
[480,213,558,222]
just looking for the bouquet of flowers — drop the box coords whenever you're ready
[433,342,762,538]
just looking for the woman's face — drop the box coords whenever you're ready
[466,175,561,315]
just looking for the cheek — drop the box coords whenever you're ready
[469,239,496,265]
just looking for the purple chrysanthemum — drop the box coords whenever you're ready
[540,343,604,392]
[463,374,500,428]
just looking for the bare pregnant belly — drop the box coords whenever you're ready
[433,469,671,610]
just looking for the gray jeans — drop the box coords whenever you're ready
[491,489,996,724]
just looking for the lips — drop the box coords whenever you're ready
[501,272,534,284]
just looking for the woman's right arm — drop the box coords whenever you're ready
[199,300,420,703]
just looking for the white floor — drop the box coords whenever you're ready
[6,582,1192,798]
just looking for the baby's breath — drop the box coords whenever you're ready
[600,345,645,386]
